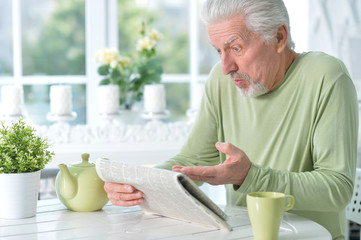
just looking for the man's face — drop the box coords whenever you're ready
[207,15,283,97]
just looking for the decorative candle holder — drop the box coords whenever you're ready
[141,84,170,121]
[98,85,120,115]
[50,85,72,114]
[47,85,77,124]
[141,110,170,121]
[0,85,25,122]
[97,85,122,124]
[98,111,122,126]
[0,114,25,123]
[46,112,77,123]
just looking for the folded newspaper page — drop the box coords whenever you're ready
[95,158,232,231]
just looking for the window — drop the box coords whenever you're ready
[0,1,13,76]
[0,0,215,125]
[1,0,86,125]
[21,0,86,76]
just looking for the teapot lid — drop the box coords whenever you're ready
[71,153,94,168]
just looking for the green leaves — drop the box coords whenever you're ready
[0,119,54,174]
[99,78,111,85]
[96,56,163,108]
[110,67,122,80]
[98,65,110,76]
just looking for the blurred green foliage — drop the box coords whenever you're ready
[22,0,86,75]
[0,59,12,76]
[19,0,190,123]
[118,0,189,74]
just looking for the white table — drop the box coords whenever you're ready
[0,199,331,240]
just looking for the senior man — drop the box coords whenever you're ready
[104,0,358,239]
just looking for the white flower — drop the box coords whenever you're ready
[119,56,131,68]
[149,29,163,41]
[136,37,156,51]
[94,48,119,65]
[110,60,118,69]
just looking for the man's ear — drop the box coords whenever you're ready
[275,24,288,53]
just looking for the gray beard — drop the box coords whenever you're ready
[229,73,269,98]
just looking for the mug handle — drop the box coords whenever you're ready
[284,195,295,211]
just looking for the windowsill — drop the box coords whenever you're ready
[35,120,194,168]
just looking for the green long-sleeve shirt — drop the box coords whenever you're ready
[157,52,358,239]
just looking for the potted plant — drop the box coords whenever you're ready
[94,19,163,110]
[0,119,54,219]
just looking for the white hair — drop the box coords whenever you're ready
[201,0,295,50]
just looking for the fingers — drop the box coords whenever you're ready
[183,173,219,185]
[110,190,144,207]
[176,165,220,185]
[215,142,241,161]
[180,165,218,177]
[172,165,183,172]
[172,142,251,186]
[104,182,144,207]
[174,165,216,176]
[104,182,135,193]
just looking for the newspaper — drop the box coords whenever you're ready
[95,158,232,231]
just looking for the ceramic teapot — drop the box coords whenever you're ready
[55,153,108,212]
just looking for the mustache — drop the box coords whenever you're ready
[230,72,252,81]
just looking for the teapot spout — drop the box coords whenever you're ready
[58,164,77,200]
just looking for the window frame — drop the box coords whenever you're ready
[4,0,209,125]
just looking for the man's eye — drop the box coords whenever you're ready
[216,49,222,54]
[232,46,241,51]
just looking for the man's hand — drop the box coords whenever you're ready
[172,142,251,186]
[104,182,144,207]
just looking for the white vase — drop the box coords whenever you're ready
[98,85,120,115]
[50,85,73,115]
[0,170,41,219]
[143,84,166,113]
[1,85,24,116]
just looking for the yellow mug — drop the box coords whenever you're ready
[247,192,294,240]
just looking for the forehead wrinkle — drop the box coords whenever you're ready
[208,17,255,49]
[224,37,239,46]
[223,31,253,47]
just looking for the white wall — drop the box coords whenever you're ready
[284,0,309,53]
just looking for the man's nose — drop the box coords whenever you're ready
[221,53,238,75]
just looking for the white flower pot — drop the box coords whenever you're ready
[0,170,41,219]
